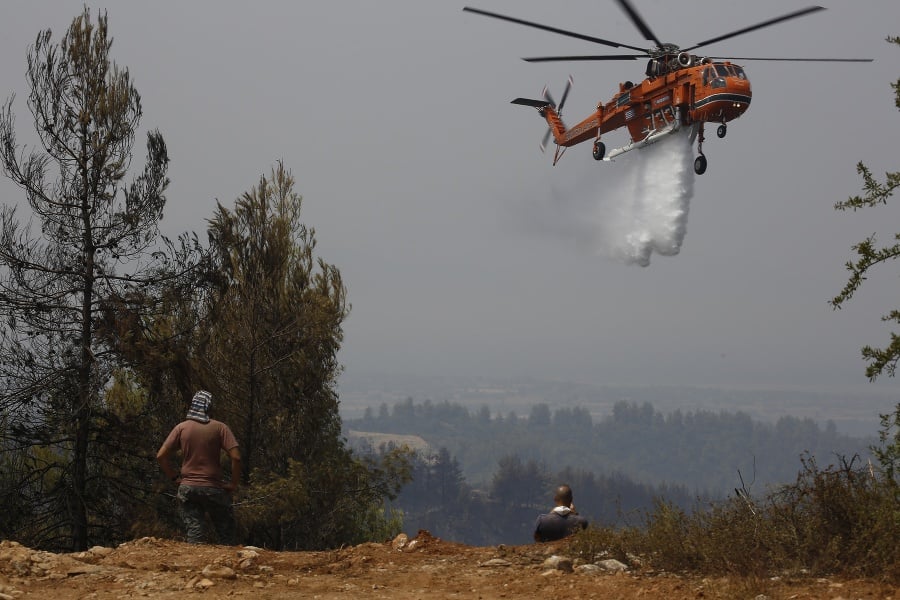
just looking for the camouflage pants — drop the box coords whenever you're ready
[176,485,235,545]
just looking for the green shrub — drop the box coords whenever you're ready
[570,452,899,580]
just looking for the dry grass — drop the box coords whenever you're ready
[571,453,900,583]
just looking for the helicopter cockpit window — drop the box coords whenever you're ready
[714,64,729,77]
[732,66,747,80]
[703,67,714,86]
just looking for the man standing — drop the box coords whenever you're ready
[533,484,589,542]
[157,390,241,544]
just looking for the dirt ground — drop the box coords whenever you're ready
[0,532,896,600]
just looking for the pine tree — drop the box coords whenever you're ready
[0,8,191,550]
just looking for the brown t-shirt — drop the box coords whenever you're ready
[162,419,239,488]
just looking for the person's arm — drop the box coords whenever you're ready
[223,446,241,492]
[156,444,180,483]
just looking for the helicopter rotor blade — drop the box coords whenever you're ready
[684,6,825,53]
[614,0,663,48]
[558,75,574,113]
[462,6,648,53]
[708,56,873,62]
[542,85,556,108]
[523,54,643,63]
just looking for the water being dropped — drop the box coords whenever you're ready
[593,129,696,267]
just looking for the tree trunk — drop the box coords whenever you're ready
[73,131,94,551]
[244,352,256,485]
[71,404,91,551]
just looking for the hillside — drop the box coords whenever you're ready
[1,534,893,599]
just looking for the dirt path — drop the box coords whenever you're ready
[0,533,895,599]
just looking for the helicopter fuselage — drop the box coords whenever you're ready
[553,59,751,149]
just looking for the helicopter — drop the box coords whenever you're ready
[462,2,872,174]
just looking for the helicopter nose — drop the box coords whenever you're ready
[729,79,751,115]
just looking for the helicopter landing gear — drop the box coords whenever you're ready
[716,124,727,138]
[691,122,708,175]
[592,140,606,161]
[694,154,708,175]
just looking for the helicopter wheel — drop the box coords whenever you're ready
[592,141,606,161]
[716,124,727,138]
[694,154,708,175]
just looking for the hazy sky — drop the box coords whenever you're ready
[1,1,898,393]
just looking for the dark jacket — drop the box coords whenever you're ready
[533,509,588,542]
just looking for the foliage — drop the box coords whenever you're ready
[831,37,900,380]
[0,9,424,554]
[92,158,410,551]
[327,448,412,546]
[203,162,349,481]
[570,446,900,580]
[146,162,407,550]
[234,454,409,547]
[235,460,311,536]
[891,36,900,110]
[872,403,900,485]
[490,455,550,508]
[396,446,469,514]
[0,8,199,551]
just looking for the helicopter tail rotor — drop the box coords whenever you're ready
[511,76,573,153]
[542,75,574,113]
[540,128,553,153]
[539,75,573,151]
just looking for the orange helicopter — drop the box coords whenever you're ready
[463,2,872,174]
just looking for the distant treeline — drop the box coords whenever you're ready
[366,444,697,545]
[345,398,874,544]
[347,398,873,494]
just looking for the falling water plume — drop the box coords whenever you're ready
[540,128,696,267]
[591,128,695,266]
